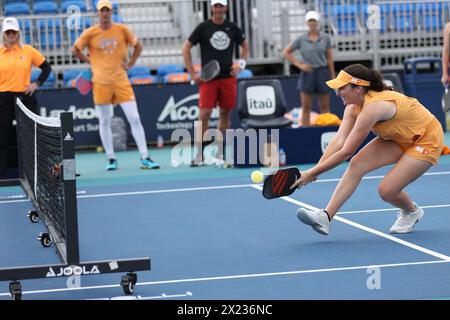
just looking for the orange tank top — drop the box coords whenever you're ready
[361,90,435,145]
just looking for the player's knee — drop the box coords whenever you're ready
[347,154,367,176]
[378,184,397,202]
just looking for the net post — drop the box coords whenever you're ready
[60,112,80,265]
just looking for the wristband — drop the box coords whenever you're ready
[238,59,246,70]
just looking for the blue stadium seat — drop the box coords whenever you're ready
[36,19,62,48]
[4,3,31,16]
[332,5,359,34]
[387,3,416,32]
[18,19,32,44]
[156,64,185,77]
[237,69,253,79]
[392,15,415,32]
[61,0,88,13]
[417,2,445,32]
[33,1,59,14]
[127,66,151,78]
[5,0,26,3]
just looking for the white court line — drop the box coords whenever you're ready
[314,170,450,183]
[251,185,450,261]
[0,185,253,204]
[0,259,448,297]
[88,291,193,300]
[1,170,450,205]
[338,204,450,215]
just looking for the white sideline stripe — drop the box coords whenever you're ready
[338,204,450,215]
[315,170,450,183]
[77,184,253,199]
[1,169,450,205]
[0,184,254,204]
[251,185,450,261]
[0,260,447,297]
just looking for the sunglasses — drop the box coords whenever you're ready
[4,30,18,35]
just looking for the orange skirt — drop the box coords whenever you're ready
[395,117,444,165]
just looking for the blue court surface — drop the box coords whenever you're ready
[1,147,450,301]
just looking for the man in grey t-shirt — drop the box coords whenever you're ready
[283,10,335,126]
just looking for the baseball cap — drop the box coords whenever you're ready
[211,0,228,6]
[326,70,371,89]
[305,10,320,21]
[96,0,113,10]
[2,17,20,33]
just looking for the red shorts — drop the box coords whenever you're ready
[199,77,237,109]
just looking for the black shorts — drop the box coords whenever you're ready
[297,67,332,95]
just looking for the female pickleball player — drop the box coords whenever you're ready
[291,64,444,235]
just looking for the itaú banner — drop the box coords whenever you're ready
[34,77,304,148]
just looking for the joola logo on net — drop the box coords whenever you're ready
[40,105,97,120]
[46,265,100,277]
[157,94,218,130]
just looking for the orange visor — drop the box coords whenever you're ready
[326,70,371,89]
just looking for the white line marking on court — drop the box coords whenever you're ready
[87,291,193,300]
[0,185,253,204]
[338,204,450,215]
[1,169,449,205]
[77,184,254,199]
[251,185,450,261]
[0,260,447,297]
[314,170,450,183]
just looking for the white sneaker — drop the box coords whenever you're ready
[297,208,331,235]
[389,202,424,234]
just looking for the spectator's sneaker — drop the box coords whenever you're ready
[297,208,331,235]
[106,159,118,171]
[389,202,424,234]
[211,157,225,168]
[141,157,160,169]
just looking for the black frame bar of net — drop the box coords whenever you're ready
[0,98,151,300]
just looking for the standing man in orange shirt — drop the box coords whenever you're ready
[72,0,159,171]
[0,17,53,179]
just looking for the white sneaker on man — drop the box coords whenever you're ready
[297,208,331,235]
[389,202,424,234]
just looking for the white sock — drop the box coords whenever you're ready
[95,104,115,159]
[120,100,148,159]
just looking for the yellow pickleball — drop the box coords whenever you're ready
[251,170,264,184]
